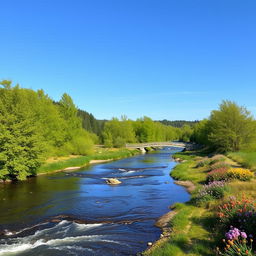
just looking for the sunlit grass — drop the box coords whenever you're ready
[145,150,256,256]
[38,149,138,174]
[226,179,256,198]
[227,151,256,170]
[146,204,214,256]
[171,159,208,185]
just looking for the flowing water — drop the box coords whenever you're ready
[0,147,189,256]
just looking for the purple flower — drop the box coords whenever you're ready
[225,227,241,240]
[241,232,247,239]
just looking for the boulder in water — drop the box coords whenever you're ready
[106,178,122,185]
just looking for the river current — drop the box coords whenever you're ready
[0,147,189,255]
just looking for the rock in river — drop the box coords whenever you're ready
[106,178,122,185]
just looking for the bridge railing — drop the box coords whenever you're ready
[125,142,186,148]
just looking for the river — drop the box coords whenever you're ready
[0,147,189,256]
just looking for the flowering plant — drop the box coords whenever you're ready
[217,196,256,235]
[196,181,228,204]
[217,227,255,255]
[207,167,229,182]
[227,168,254,181]
[210,162,231,171]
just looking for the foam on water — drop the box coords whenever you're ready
[0,221,122,256]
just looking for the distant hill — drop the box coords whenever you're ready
[157,119,199,128]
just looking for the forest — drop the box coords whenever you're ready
[1,80,256,182]
[0,81,180,181]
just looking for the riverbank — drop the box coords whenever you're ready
[0,148,140,182]
[37,148,140,175]
[144,151,256,256]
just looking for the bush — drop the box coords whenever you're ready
[113,136,126,148]
[210,162,231,171]
[217,196,256,235]
[207,167,229,182]
[207,167,254,182]
[196,181,228,204]
[227,168,254,181]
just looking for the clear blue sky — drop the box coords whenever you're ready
[1,0,256,120]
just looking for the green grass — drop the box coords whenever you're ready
[171,153,208,184]
[37,149,139,174]
[145,151,232,256]
[227,151,256,170]
[146,204,215,256]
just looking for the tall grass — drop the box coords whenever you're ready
[227,151,256,170]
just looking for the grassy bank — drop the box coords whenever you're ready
[37,148,139,174]
[145,151,256,256]
[227,151,256,170]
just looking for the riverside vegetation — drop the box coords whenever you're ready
[144,151,256,256]
[145,101,256,255]
[0,80,181,182]
[2,80,256,255]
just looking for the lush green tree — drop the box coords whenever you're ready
[191,119,211,145]
[103,117,136,147]
[0,81,95,180]
[180,125,193,142]
[103,116,180,146]
[208,100,256,152]
[0,86,44,180]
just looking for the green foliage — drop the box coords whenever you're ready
[0,81,94,180]
[77,109,105,137]
[191,119,211,145]
[180,124,193,142]
[196,158,211,167]
[196,181,229,205]
[158,119,198,128]
[228,151,256,170]
[103,116,180,147]
[208,101,256,152]
[103,116,136,147]
[0,86,45,180]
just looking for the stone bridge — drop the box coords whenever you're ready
[125,142,186,153]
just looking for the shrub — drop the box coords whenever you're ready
[196,181,228,204]
[227,168,254,181]
[217,227,255,256]
[217,196,256,235]
[207,167,229,182]
[210,162,231,171]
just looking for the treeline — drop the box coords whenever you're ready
[158,119,198,128]
[0,81,96,180]
[102,116,180,148]
[3,80,252,181]
[190,100,256,152]
[77,109,106,137]
[0,81,183,181]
